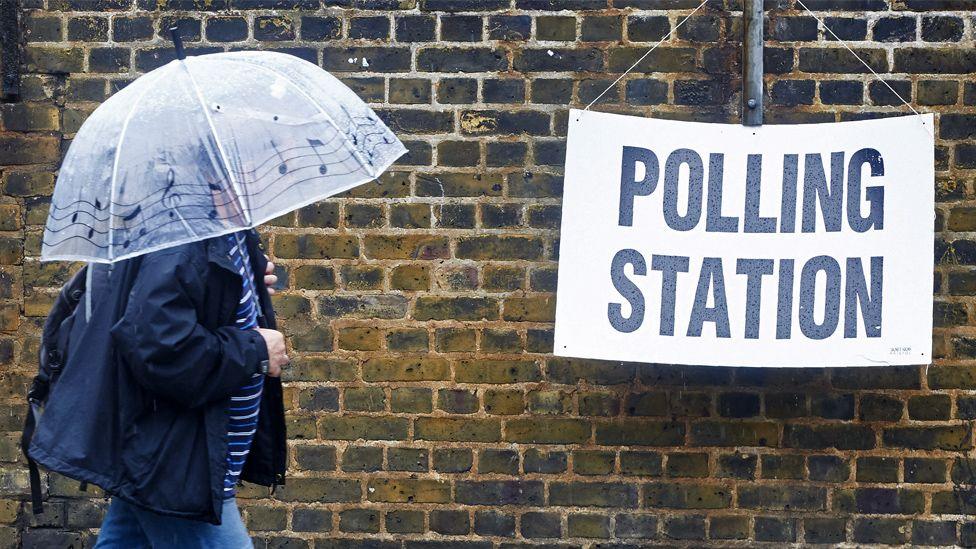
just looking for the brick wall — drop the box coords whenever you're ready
[1,0,975,547]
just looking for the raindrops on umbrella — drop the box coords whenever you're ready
[42,30,405,263]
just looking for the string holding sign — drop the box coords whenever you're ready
[584,0,932,139]
[794,0,932,138]
[583,0,710,113]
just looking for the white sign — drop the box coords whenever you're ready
[554,110,934,368]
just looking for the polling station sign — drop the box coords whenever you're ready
[554,110,934,368]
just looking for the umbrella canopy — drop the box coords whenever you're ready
[42,50,406,263]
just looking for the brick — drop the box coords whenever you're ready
[832,366,920,389]
[440,15,482,42]
[905,458,946,483]
[26,16,63,42]
[666,452,708,478]
[869,80,912,106]
[437,388,479,414]
[430,509,469,535]
[784,424,874,450]
[810,393,854,420]
[344,388,386,412]
[644,483,730,509]
[457,480,543,505]
[350,16,389,39]
[389,80,432,106]
[368,479,450,503]
[386,510,424,534]
[663,515,705,540]
[436,78,477,104]
[883,426,972,450]
[418,48,508,72]
[596,420,684,446]
[67,16,108,41]
[536,16,575,41]
[855,488,925,514]
[277,479,361,503]
[609,47,696,74]
[914,521,957,546]
[461,110,548,136]
[761,454,803,480]
[302,16,342,40]
[275,234,358,259]
[853,518,909,545]
[422,0,507,10]
[799,47,887,73]
[363,358,449,381]
[414,297,498,320]
[550,482,637,508]
[738,486,826,511]
[416,418,501,442]
[818,80,863,105]
[293,508,332,532]
[319,503,374,531]
[318,417,409,441]
[521,511,561,539]
[507,418,590,444]
[437,141,480,166]
[456,359,541,384]
[895,48,976,74]
[873,16,916,42]
[717,392,759,418]
[299,387,339,412]
[433,448,473,473]
[516,48,603,72]
[475,510,515,537]
[690,421,778,447]
[286,358,355,382]
[855,456,898,483]
[364,235,449,259]
[908,394,951,420]
[771,80,815,106]
[484,79,526,105]
[0,136,60,166]
[756,517,797,542]
[488,15,530,41]
[206,17,248,42]
[712,453,754,480]
[323,47,411,72]
[479,448,519,474]
[798,0,887,8]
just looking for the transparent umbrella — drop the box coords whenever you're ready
[42,46,406,263]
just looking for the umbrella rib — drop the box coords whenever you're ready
[107,69,166,261]
[223,58,379,179]
[179,59,252,226]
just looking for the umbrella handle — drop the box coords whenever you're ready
[169,26,186,61]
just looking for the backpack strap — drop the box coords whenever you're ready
[24,266,87,514]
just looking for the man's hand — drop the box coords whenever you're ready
[255,328,288,377]
[264,257,278,295]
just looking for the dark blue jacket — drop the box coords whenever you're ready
[28,231,286,525]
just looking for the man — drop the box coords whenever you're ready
[29,228,288,548]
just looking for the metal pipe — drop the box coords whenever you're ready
[742,0,764,126]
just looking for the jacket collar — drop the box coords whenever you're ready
[205,229,259,275]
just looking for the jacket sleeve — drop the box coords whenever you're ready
[110,247,268,409]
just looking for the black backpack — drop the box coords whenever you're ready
[21,266,88,514]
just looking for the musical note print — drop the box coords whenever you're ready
[271,139,288,175]
[120,205,146,249]
[42,100,405,262]
[307,138,329,175]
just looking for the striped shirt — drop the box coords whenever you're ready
[223,231,264,498]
